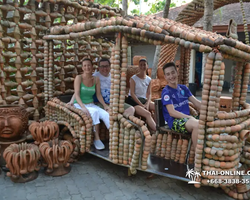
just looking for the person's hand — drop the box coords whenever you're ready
[66,102,74,106]
[140,104,145,109]
[144,102,150,110]
[82,107,91,117]
[187,116,195,120]
[104,105,110,112]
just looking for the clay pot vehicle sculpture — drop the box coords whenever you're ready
[43,15,250,199]
[0,0,250,198]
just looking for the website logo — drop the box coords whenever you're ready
[186,168,201,184]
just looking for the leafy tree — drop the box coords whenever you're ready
[131,0,140,5]
[131,9,140,15]
[145,1,176,15]
[94,0,121,7]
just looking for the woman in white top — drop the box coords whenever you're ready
[126,58,156,131]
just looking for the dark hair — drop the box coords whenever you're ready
[139,58,148,64]
[162,62,177,74]
[99,58,110,67]
[82,58,93,66]
[82,58,93,65]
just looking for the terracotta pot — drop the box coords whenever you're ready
[147,68,152,77]
[29,121,59,145]
[0,105,29,142]
[133,55,146,65]
[39,139,73,176]
[126,65,139,87]
[240,130,250,141]
[3,143,40,183]
[157,67,165,80]
[151,79,161,92]
[160,78,168,89]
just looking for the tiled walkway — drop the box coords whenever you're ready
[0,154,232,200]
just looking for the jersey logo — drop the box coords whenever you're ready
[164,95,170,101]
[181,90,185,96]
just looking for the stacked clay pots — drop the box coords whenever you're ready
[150,132,190,164]
[194,51,250,193]
[241,133,250,165]
[46,98,92,154]
[109,34,121,163]
[240,63,250,105]
[0,0,122,120]
[119,36,128,113]
[178,47,190,86]
[117,114,151,173]
[232,62,244,111]
[221,158,250,199]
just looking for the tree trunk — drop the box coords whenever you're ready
[203,0,213,31]
[122,0,128,16]
[151,46,161,79]
[151,0,171,79]
[163,0,171,18]
[201,0,213,85]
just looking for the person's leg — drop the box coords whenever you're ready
[94,124,100,140]
[185,118,199,151]
[134,105,156,131]
[84,105,101,139]
[123,103,135,117]
[124,106,135,117]
[149,101,156,122]
[75,104,104,149]
[149,101,155,112]
[91,104,110,129]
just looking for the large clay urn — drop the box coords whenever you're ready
[0,105,29,142]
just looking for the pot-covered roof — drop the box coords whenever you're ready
[45,15,250,61]
[154,2,250,27]
[158,0,250,68]
[176,0,250,26]
[194,2,250,27]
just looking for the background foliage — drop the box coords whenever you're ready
[95,0,188,15]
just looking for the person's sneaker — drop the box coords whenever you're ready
[94,140,105,150]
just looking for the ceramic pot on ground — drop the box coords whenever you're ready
[39,139,73,176]
[29,121,59,145]
[3,143,40,183]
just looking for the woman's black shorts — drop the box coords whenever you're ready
[125,96,147,107]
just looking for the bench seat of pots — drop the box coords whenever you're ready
[153,99,196,164]
[46,98,93,154]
